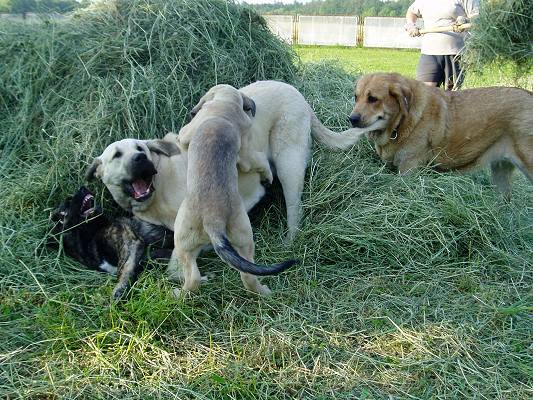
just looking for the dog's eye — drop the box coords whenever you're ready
[136,145,144,152]
[368,95,378,103]
[354,94,358,102]
[113,151,122,159]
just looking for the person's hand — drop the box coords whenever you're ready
[404,22,420,37]
[408,27,420,37]
[455,16,469,25]
[453,16,470,32]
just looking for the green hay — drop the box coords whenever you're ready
[0,0,297,175]
[464,0,533,76]
[0,1,532,399]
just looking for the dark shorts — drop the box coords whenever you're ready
[416,54,464,90]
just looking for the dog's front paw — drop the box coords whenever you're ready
[112,283,129,301]
[171,278,206,298]
[171,287,183,298]
[260,169,274,185]
[237,157,252,173]
[166,262,184,282]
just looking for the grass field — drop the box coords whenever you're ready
[1,7,532,398]
[296,46,420,78]
[295,45,533,89]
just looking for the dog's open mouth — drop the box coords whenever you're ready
[130,178,154,202]
[80,193,96,216]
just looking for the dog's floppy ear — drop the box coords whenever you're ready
[241,93,256,117]
[85,158,103,181]
[190,90,215,118]
[146,139,180,157]
[385,81,412,140]
[389,82,412,118]
[190,99,205,118]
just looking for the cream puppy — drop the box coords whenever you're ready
[178,84,273,184]
[170,85,297,295]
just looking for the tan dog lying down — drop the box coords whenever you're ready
[170,85,297,295]
[349,73,533,197]
[178,84,273,184]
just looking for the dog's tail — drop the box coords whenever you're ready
[210,234,298,276]
[310,112,367,150]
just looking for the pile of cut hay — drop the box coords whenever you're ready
[0,0,297,176]
[0,1,532,398]
[465,0,532,75]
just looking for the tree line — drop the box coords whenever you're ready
[0,0,84,14]
[245,0,412,17]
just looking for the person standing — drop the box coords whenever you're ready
[405,0,480,90]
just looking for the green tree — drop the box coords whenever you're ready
[38,0,78,12]
[0,0,10,12]
[248,0,411,17]
[5,0,79,16]
[10,0,36,17]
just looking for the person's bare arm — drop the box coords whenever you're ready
[406,10,418,25]
[405,10,420,37]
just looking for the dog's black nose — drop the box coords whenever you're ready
[132,152,147,163]
[349,114,361,128]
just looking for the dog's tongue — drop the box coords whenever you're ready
[132,179,151,199]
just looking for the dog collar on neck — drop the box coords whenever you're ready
[390,116,404,141]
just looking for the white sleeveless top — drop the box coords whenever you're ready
[408,0,479,55]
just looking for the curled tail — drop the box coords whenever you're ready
[212,236,298,276]
[310,112,368,150]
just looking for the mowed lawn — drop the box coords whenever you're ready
[296,45,419,77]
[295,45,533,89]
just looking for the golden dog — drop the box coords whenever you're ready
[349,72,533,197]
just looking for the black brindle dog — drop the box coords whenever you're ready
[49,186,173,300]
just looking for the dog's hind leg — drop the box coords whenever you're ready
[228,211,272,296]
[236,244,272,296]
[513,136,533,187]
[173,246,203,295]
[491,160,515,200]
[275,151,309,242]
[234,236,272,295]
[269,113,312,242]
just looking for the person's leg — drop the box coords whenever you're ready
[416,54,442,87]
[444,54,464,90]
